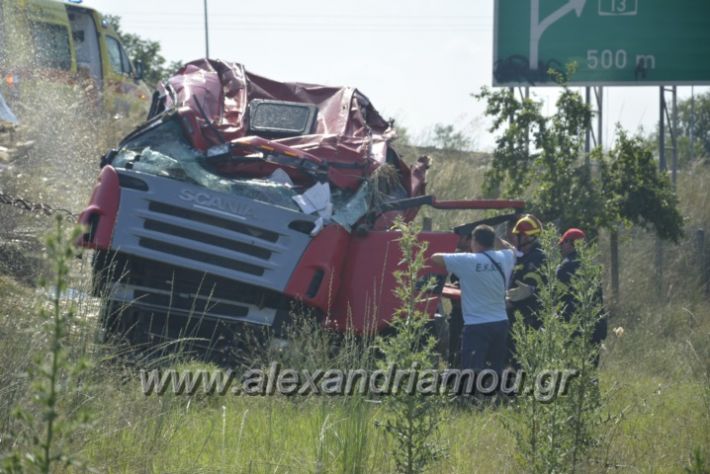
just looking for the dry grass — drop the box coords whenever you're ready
[0,105,708,471]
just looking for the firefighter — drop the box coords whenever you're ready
[556,228,607,364]
[506,214,546,330]
[504,214,546,369]
[556,227,587,320]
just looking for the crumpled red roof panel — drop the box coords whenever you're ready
[160,59,396,190]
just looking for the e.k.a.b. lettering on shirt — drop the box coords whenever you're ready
[474,263,499,273]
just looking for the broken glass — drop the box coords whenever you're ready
[331,182,369,231]
[112,117,301,211]
[109,115,399,230]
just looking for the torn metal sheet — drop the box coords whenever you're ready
[104,60,438,235]
[155,59,397,190]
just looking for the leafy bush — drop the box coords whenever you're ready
[476,84,683,242]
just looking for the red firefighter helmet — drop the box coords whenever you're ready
[559,227,586,245]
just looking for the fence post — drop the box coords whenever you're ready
[655,238,664,299]
[422,217,432,232]
[610,229,620,304]
[696,228,707,295]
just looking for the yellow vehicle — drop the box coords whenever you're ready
[0,0,151,121]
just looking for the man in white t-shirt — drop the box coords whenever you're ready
[432,225,516,374]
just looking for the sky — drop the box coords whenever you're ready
[82,0,707,151]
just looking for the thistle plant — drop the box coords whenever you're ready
[2,217,93,473]
[375,218,445,474]
[506,226,607,473]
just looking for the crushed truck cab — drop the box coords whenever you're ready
[78,59,523,350]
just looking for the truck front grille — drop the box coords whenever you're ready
[111,172,316,292]
[139,237,265,276]
[97,252,292,329]
[143,219,271,259]
[147,201,280,242]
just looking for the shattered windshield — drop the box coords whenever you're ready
[110,115,406,232]
[111,117,301,211]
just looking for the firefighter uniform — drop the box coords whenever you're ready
[556,249,581,321]
[556,229,607,350]
[509,241,546,329]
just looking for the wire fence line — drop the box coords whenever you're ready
[0,190,78,219]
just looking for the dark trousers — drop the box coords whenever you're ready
[448,301,464,368]
[460,320,509,374]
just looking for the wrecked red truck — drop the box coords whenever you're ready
[77,59,524,352]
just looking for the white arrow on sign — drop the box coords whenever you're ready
[529,0,586,70]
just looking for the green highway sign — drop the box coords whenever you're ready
[493,0,710,86]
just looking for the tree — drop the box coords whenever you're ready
[677,91,710,161]
[431,123,471,151]
[599,129,684,242]
[475,77,683,242]
[105,16,179,88]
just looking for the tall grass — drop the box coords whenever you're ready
[421,150,710,471]
[0,107,709,472]
[2,218,92,473]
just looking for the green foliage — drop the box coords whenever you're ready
[0,214,707,471]
[265,309,339,372]
[375,219,445,474]
[264,307,375,374]
[506,227,606,473]
[475,87,547,197]
[2,218,92,473]
[678,91,710,160]
[431,123,471,151]
[475,85,599,232]
[105,15,177,88]
[685,448,710,474]
[475,84,683,241]
[600,128,684,242]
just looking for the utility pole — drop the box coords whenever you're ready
[691,86,695,162]
[203,0,210,58]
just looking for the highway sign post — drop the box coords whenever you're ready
[494,0,710,86]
